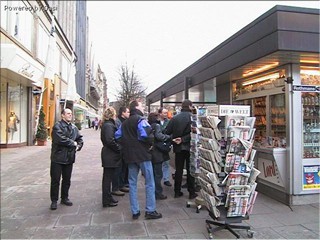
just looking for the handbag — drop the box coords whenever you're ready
[154,140,172,153]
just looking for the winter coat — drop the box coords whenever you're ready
[51,120,84,164]
[150,123,172,164]
[100,119,121,168]
[115,109,153,164]
[165,110,192,153]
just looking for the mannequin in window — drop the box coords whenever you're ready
[8,111,20,140]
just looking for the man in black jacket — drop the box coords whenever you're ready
[115,100,162,220]
[50,108,83,210]
[165,99,197,199]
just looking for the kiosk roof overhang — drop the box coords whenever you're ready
[146,5,320,105]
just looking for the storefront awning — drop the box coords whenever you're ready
[1,44,44,87]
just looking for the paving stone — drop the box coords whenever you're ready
[145,219,185,235]
[70,225,110,239]
[91,210,124,225]
[56,213,91,227]
[246,214,285,228]
[179,218,208,234]
[1,217,25,231]
[166,233,207,239]
[19,215,59,229]
[242,227,285,239]
[0,228,36,239]
[272,225,319,239]
[32,227,73,239]
[110,222,147,238]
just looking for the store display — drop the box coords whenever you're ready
[302,92,320,159]
[196,105,259,238]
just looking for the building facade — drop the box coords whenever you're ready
[146,5,320,205]
[0,0,77,147]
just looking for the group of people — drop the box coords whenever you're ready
[49,99,197,221]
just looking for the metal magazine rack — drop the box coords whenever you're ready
[196,105,260,239]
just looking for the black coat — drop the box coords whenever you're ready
[100,119,121,168]
[151,123,171,164]
[120,109,153,164]
[50,120,83,164]
[165,110,191,153]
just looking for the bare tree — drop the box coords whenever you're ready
[116,62,147,107]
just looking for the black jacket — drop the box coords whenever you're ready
[51,120,83,164]
[151,123,171,164]
[165,110,191,153]
[117,109,153,164]
[100,119,121,168]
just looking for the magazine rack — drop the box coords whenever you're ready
[195,105,260,239]
[206,206,253,239]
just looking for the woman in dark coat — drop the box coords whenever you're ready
[148,112,172,200]
[100,107,121,207]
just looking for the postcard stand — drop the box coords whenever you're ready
[186,107,206,213]
[196,105,259,239]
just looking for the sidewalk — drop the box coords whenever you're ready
[1,128,319,239]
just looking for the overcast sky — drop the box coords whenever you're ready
[87,1,319,102]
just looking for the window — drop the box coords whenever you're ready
[7,1,33,50]
[1,0,8,31]
[37,24,49,63]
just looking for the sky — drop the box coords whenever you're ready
[87,1,320,102]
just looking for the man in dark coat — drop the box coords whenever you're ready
[158,107,172,187]
[115,100,162,220]
[165,99,197,200]
[50,108,83,210]
[112,106,130,196]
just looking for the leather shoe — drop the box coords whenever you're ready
[145,211,162,219]
[156,194,167,200]
[111,190,125,196]
[120,187,130,192]
[50,201,57,210]
[103,202,118,208]
[61,199,73,206]
[164,181,172,187]
[174,192,183,198]
[111,197,118,203]
[132,211,141,220]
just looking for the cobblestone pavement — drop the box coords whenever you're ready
[1,128,319,239]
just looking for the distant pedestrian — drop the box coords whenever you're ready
[148,112,171,200]
[50,108,84,210]
[93,117,99,130]
[158,107,172,187]
[115,99,162,220]
[112,106,130,196]
[165,99,197,200]
[100,107,121,207]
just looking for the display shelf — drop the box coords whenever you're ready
[196,105,259,239]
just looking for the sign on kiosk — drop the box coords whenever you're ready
[207,105,250,117]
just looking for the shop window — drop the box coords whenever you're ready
[6,82,28,144]
[37,24,50,63]
[0,81,7,144]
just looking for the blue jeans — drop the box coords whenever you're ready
[162,160,170,182]
[128,161,156,215]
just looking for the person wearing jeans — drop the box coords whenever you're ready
[115,100,162,220]
[128,161,156,215]
[158,107,172,187]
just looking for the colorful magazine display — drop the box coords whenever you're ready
[196,105,260,219]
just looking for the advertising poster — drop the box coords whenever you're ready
[303,165,320,190]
